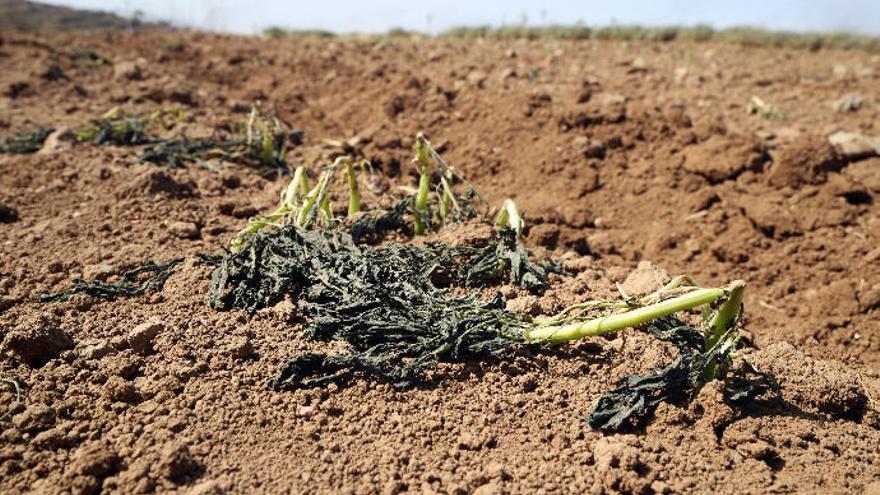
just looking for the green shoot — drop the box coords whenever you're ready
[76,106,181,145]
[494,199,523,238]
[438,176,460,224]
[412,133,434,235]
[0,377,22,423]
[230,166,309,253]
[296,160,340,228]
[244,104,288,167]
[411,133,473,233]
[344,157,362,217]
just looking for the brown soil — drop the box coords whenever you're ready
[2,31,880,494]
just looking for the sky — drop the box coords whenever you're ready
[42,0,880,36]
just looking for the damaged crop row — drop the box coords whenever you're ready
[37,131,774,432]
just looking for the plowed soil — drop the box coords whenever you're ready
[1,31,880,494]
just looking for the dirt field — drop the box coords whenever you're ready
[1,31,879,494]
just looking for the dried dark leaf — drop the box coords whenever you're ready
[0,127,54,154]
[37,258,184,302]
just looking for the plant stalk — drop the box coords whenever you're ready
[525,287,728,344]
[345,158,361,217]
[413,136,432,235]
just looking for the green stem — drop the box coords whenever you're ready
[297,161,338,227]
[525,287,727,344]
[494,199,523,237]
[705,280,745,349]
[413,165,431,235]
[345,159,361,217]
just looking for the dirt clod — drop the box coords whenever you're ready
[619,260,670,297]
[158,442,198,482]
[70,442,120,478]
[2,314,73,366]
[11,404,56,434]
[127,319,164,355]
[749,342,867,418]
[168,221,200,239]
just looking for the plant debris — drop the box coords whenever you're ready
[588,316,780,432]
[76,107,171,145]
[207,225,544,388]
[37,258,184,302]
[0,127,54,154]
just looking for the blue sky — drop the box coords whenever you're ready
[43,0,880,35]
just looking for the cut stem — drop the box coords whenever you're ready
[345,157,361,217]
[413,134,433,235]
[705,280,745,349]
[525,286,729,344]
[494,199,523,238]
[229,166,309,253]
[297,160,339,227]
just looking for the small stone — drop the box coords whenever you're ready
[749,342,867,418]
[111,352,144,379]
[527,223,560,249]
[382,480,406,495]
[499,68,516,81]
[599,93,627,106]
[37,127,75,155]
[457,433,483,450]
[466,70,488,88]
[650,480,671,494]
[505,295,541,316]
[485,462,509,480]
[168,221,200,239]
[186,480,225,495]
[81,263,116,281]
[77,339,113,360]
[593,437,640,472]
[577,87,593,103]
[674,67,688,83]
[832,93,862,113]
[32,427,67,449]
[127,319,164,356]
[223,336,254,359]
[829,131,880,160]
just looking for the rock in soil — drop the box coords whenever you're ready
[2,315,73,366]
[127,319,165,355]
[829,131,880,160]
[168,221,200,239]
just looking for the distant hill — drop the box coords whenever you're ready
[0,0,167,31]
